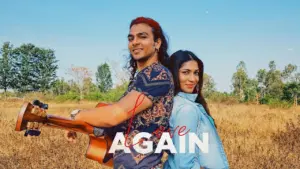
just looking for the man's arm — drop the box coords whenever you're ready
[75,90,152,127]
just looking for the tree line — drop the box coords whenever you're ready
[231,61,300,106]
[0,42,299,106]
[0,42,113,101]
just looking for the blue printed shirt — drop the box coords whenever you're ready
[111,62,174,169]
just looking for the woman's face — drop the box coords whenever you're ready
[179,60,199,93]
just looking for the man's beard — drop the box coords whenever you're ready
[133,52,155,63]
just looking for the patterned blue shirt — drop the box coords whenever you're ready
[111,62,174,169]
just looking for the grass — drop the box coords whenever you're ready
[0,100,299,169]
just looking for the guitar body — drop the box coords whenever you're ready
[86,135,113,166]
[15,102,114,167]
[88,102,114,166]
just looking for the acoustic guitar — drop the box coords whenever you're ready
[15,101,114,167]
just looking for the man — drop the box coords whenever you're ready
[66,17,174,169]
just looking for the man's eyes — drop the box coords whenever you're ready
[128,35,147,41]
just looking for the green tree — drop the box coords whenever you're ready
[0,42,15,95]
[52,78,71,95]
[265,61,284,98]
[257,68,267,98]
[96,63,113,92]
[203,73,216,97]
[12,44,34,92]
[232,61,248,101]
[282,64,297,82]
[282,82,300,106]
[281,64,299,106]
[12,44,58,92]
[244,78,258,102]
[83,76,98,95]
[35,49,58,92]
[256,61,284,103]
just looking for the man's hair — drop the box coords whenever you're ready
[127,17,169,82]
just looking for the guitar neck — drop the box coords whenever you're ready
[45,114,94,134]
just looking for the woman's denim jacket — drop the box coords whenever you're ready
[164,92,229,169]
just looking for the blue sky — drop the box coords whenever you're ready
[1,0,299,92]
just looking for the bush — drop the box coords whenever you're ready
[208,92,239,105]
[259,95,292,108]
[84,92,103,101]
[268,98,292,109]
[54,92,80,102]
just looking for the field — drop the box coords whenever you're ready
[0,100,299,169]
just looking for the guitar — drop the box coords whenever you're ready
[15,101,114,167]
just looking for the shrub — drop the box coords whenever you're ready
[267,98,292,109]
[208,92,239,105]
[54,92,80,102]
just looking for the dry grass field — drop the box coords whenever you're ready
[0,100,299,169]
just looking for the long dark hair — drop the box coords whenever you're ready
[127,17,169,82]
[168,50,215,122]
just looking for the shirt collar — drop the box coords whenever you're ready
[177,92,198,102]
[137,61,159,72]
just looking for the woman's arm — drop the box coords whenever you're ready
[172,105,201,169]
[75,90,152,127]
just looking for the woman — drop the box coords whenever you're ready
[163,50,229,169]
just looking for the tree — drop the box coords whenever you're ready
[244,78,258,102]
[0,42,15,96]
[282,64,297,82]
[35,49,58,92]
[232,61,249,101]
[281,64,299,106]
[67,66,92,100]
[51,78,71,95]
[10,44,34,92]
[203,73,216,97]
[265,61,284,99]
[12,44,58,92]
[96,63,113,92]
[257,69,267,99]
[83,76,97,95]
[256,61,284,103]
[282,82,300,106]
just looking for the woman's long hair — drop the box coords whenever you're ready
[168,50,215,124]
[127,17,169,82]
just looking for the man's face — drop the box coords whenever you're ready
[128,23,160,62]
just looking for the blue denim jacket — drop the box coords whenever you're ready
[164,92,230,169]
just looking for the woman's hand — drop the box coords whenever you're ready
[64,131,77,143]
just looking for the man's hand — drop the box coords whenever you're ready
[63,109,81,143]
[64,131,77,143]
[25,101,47,136]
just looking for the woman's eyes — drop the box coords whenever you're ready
[181,71,199,75]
